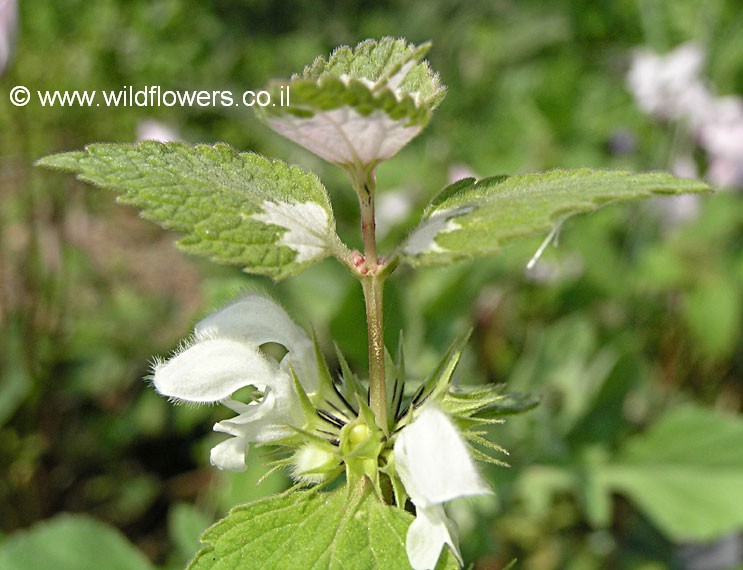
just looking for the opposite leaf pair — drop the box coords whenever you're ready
[37,37,713,570]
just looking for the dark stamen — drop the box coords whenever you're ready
[412,391,432,410]
[325,399,351,422]
[317,409,346,428]
[331,380,358,416]
[317,429,337,438]
[392,377,403,420]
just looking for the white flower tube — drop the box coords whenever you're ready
[394,405,492,569]
[153,294,315,471]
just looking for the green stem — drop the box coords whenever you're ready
[358,174,378,271]
[354,168,388,433]
[362,274,387,433]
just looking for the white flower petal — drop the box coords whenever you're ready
[0,0,17,76]
[196,294,304,346]
[210,436,250,471]
[153,338,278,403]
[209,374,303,471]
[394,405,490,507]
[406,504,462,570]
[215,378,302,443]
[195,294,318,392]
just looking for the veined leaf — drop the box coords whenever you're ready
[189,483,459,570]
[258,37,446,170]
[399,169,712,267]
[38,142,346,279]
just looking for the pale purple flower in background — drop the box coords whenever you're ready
[136,119,181,143]
[698,98,743,188]
[627,42,743,190]
[376,190,413,238]
[447,163,478,184]
[627,43,710,125]
[671,154,700,181]
[0,0,18,76]
[658,155,702,226]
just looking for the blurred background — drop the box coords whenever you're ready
[1,1,741,569]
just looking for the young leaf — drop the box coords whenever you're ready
[399,169,712,267]
[189,483,459,570]
[257,37,445,171]
[37,142,347,280]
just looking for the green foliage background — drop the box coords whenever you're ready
[1,1,741,569]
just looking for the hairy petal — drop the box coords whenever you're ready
[395,405,490,568]
[394,405,490,507]
[215,377,302,444]
[209,436,250,472]
[195,294,318,392]
[152,338,277,403]
[208,373,303,471]
[406,504,461,570]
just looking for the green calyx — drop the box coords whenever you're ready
[280,333,537,502]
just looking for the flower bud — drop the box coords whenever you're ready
[291,443,339,484]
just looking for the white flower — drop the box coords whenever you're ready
[153,294,317,471]
[0,0,18,76]
[698,97,743,188]
[627,43,743,190]
[394,405,491,569]
[627,43,711,125]
[376,190,413,238]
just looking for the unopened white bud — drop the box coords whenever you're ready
[291,443,338,484]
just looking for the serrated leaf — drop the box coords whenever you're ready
[399,169,712,267]
[38,142,345,280]
[258,38,445,169]
[593,406,743,541]
[189,483,459,570]
[0,514,155,570]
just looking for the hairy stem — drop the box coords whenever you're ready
[355,168,388,433]
[362,274,387,432]
[358,176,378,271]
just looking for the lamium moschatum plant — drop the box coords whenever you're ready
[38,38,711,570]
